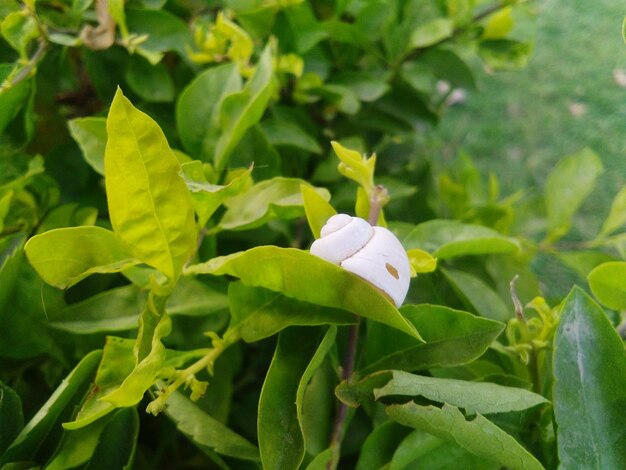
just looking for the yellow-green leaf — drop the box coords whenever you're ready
[406,248,437,276]
[25,226,137,289]
[301,184,336,239]
[105,88,196,281]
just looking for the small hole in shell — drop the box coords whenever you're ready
[386,263,399,279]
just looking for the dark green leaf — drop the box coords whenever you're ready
[386,403,544,470]
[0,351,101,465]
[0,382,23,455]
[361,304,504,375]
[553,287,626,469]
[258,327,323,470]
[164,390,260,461]
[84,407,139,470]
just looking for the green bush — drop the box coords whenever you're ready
[1,1,625,469]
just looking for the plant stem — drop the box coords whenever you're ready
[327,187,386,470]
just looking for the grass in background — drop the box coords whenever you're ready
[436,0,626,239]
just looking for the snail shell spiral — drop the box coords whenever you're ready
[310,214,411,307]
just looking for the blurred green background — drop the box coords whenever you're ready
[436,0,626,239]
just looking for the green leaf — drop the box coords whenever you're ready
[588,262,626,310]
[219,177,330,231]
[180,160,252,226]
[389,431,498,470]
[124,56,175,103]
[411,18,454,49]
[545,148,603,242]
[258,327,323,470]
[442,268,511,322]
[553,287,626,469]
[260,118,322,154]
[386,403,544,470]
[100,310,171,408]
[418,48,476,90]
[354,421,409,470]
[479,40,533,70]
[126,8,190,58]
[0,351,101,465]
[63,338,135,430]
[49,285,145,334]
[45,416,113,470]
[374,371,548,415]
[214,43,276,172]
[0,64,31,135]
[296,327,336,455]
[407,248,437,275]
[598,186,626,238]
[24,226,137,289]
[0,382,23,455]
[187,246,422,340]
[165,390,260,461]
[105,88,196,281]
[1,11,38,57]
[228,283,354,342]
[0,233,24,313]
[0,190,11,233]
[361,304,504,375]
[84,407,139,470]
[400,220,519,259]
[301,183,337,239]
[176,63,242,159]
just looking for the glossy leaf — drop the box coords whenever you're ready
[401,220,519,259]
[374,371,548,414]
[219,177,331,231]
[361,304,504,375]
[588,261,626,310]
[598,186,626,238]
[258,327,323,470]
[386,403,544,470]
[214,44,276,172]
[181,160,252,226]
[126,8,190,58]
[442,268,510,322]
[68,117,107,175]
[0,351,101,465]
[545,148,603,242]
[228,283,354,342]
[24,226,137,289]
[186,247,422,340]
[0,382,23,455]
[553,287,626,469]
[301,183,337,239]
[105,88,196,281]
[176,63,242,158]
[165,390,260,461]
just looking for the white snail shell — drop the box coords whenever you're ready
[310,214,411,307]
